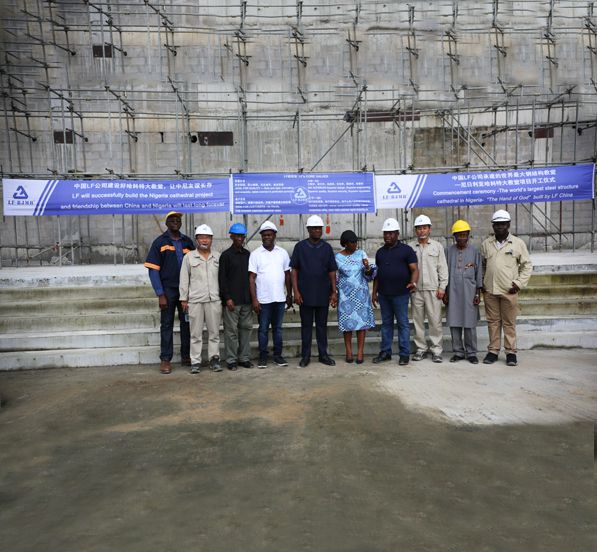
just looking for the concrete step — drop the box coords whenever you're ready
[528,272,597,285]
[2,327,596,370]
[1,316,594,352]
[2,289,597,333]
[0,284,151,302]
[2,284,596,317]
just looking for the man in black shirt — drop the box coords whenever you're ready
[372,217,419,366]
[290,215,338,367]
[218,222,254,370]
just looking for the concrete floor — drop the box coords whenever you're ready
[1,349,596,552]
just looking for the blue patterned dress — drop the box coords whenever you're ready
[335,250,376,332]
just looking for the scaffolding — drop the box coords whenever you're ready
[1,0,596,266]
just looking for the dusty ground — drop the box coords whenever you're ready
[1,350,596,552]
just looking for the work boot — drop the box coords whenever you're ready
[483,352,498,364]
[210,355,222,372]
[160,360,172,374]
[372,352,392,364]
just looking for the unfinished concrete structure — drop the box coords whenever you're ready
[1,0,596,265]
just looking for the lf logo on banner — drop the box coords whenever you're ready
[13,185,29,199]
[292,187,309,204]
[386,182,402,194]
[7,184,34,206]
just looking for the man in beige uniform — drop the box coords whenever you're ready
[480,210,532,367]
[409,214,449,363]
[180,224,222,374]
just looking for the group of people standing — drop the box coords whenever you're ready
[145,209,532,374]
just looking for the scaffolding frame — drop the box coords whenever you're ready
[1,0,596,266]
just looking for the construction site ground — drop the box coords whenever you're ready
[1,348,595,552]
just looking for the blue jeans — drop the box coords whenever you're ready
[160,286,190,361]
[258,302,286,358]
[378,293,411,358]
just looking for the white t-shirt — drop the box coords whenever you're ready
[248,245,290,303]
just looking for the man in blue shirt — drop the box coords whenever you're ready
[144,211,195,374]
[372,217,419,366]
[291,215,338,367]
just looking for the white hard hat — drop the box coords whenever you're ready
[195,224,213,236]
[382,218,400,232]
[491,209,511,222]
[305,215,324,228]
[414,214,432,227]
[259,220,278,233]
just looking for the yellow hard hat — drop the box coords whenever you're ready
[451,219,472,234]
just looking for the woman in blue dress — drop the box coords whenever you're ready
[335,230,376,364]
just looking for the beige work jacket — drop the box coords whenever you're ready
[179,249,221,303]
[480,234,532,294]
[408,238,449,291]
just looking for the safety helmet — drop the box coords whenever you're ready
[491,209,511,222]
[414,214,432,227]
[451,219,472,234]
[382,218,400,232]
[259,221,278,233]
[305,215,324,228]
[164,211,183,223]
[194,224,213,236]
[228,222,247,235]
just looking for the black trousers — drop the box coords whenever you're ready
[160,286,190,361]
[299,305,329,359]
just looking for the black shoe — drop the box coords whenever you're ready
[210,355,222,372]
[398,356,409,366]
[226,361,238,371]
[298,357,310,367]
[319,355,336,366]
[257,357,267,369]
[506,353,518,366]
[468,356,479,364]
[450,355,465,363]
[372,352,392,364]
[483,352,498,364]
[238,360,254,368]
[273,355,288,367]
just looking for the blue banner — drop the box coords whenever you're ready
[2,178,230,216]
[375,164,595,209]
[231,172,375,214]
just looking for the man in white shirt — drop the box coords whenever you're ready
[248,221,293,369]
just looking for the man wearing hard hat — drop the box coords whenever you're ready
[248,220,292,369]
[144,211,195,374]
[290,215,338,367]
[179,224,222,374]
[218,222,254,370]
[372,218,419,366]
[480,210,533,367]
[408,214,449,363]
[444,220,483,364]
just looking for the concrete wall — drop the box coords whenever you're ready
[1,0,595,265]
